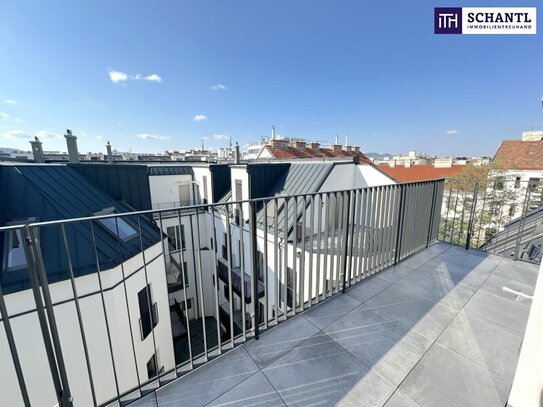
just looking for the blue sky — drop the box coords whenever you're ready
[0,0,541,156]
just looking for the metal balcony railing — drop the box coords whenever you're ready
[438,177,543,264]
[0,180,444,407]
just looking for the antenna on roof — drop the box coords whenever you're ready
[345,134,349,147]
[335,135,339,145]
[271,126,276,140]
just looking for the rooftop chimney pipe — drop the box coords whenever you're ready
[271,126,276,140]
[106,141,113,164]
[235,142,240,164]
[30,137,45,163]
[64,129,80,164]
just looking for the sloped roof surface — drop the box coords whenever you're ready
[493,140,543,170]
[0,165,161,294]
[256,162,334,235]
[148,166,194,176]
[378,164,466,183]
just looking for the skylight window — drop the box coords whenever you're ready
[94,208,138,242]
[2,229,26,272]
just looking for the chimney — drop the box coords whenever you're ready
[405,160,411,168]
[389,159,396,167]
[292,140,306,150]
[30,137,45,163]
[271,126,276,140]
[344,145,353,153]
[234,142,240,164]
[106,141,113,164]
[64,129,80,164]
[308,142,320,152]
[353,146,360,153]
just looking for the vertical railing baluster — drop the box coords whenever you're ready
[248,200,259,340]
[263,200,269,330]
[282,198,289,320]
[292,197,298,315]
[210,207,222,354]
[273,199,279,325]
[225,204,235,349]
[176,209,193,368]
[61,224,98,406]
[316,193,323,302]
[237,202,246,341]
[308,195,315,305]
[322,193,330,297]
[300,196,306,310]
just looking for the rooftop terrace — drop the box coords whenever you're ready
[131,242,538,407]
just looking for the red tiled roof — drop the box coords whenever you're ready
[493,140,543,170]
[264,146,372,164]
[377,164,466,183]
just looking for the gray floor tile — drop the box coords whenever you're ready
[346,295,457,341]
[393,271,476,311]
[415,259,491,291]
[155,346,258,407]
[325,314,432,387]
[207,372,286,407]
[346,275,391,302]
[244,316,319,369]
[436,311,522,382]
[263,333,395,407]
[399,344,511,407]
[302,293,361,330]
[384,391,420,407]
[462,290,532,335]
[128,392,158,407]
[374,263,416,284]
[397,252,434,270]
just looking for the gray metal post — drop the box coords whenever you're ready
[249,201,259,339]
[465,180,479,250]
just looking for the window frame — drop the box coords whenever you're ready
[94,207,138,242]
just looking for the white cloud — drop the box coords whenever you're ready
[137,133,171,140]
[96,135,104,140]
[0,112,10,120]
[2,129,31,139]
[213,134,229,141]
[2,99,17,105]
[210,84,227,91]
[193,114,207,122]
[144,74,162,82]
[445,129,459,135]
[109,69,162,84]
[109,70,129,83]
[35,130,62,140]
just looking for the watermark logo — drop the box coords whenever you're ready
[435,8,462,34]
[434,7,536,34]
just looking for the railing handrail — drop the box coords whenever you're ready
[0,179,445,231]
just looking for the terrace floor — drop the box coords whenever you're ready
[132,242,539,407]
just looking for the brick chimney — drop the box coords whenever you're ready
[292,140,306,150]
[353,146,360,153]
[308,142,320,152]
[344,145,353,153]
[331,144,342,152]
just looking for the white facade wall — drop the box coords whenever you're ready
[0,242,173,407]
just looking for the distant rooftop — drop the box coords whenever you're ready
[378,163,466,183]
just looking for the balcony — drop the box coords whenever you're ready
[0,179,541,407]
[131,243,538,407]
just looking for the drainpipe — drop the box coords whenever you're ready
[235,142,240,164]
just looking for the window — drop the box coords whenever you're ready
[94,208,138,242]
[202,176,209,205]
[257,250,264,281]
[147,353,158,379]
[222,233,228,260]
[279,267,295,308]
[178,184,191,206]
[235,179,243,201]
[528,178,540,192]
[180,298,192,311]
[514,177,521,188]
[494,177,505,191]
[138,284,159,340]
[167,225,185,251]
[2,229,26,272]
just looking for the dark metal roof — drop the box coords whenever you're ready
[0,165,162,294]
[256,163,334,236]
[148,166,194,176]
[70,164,152,211]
